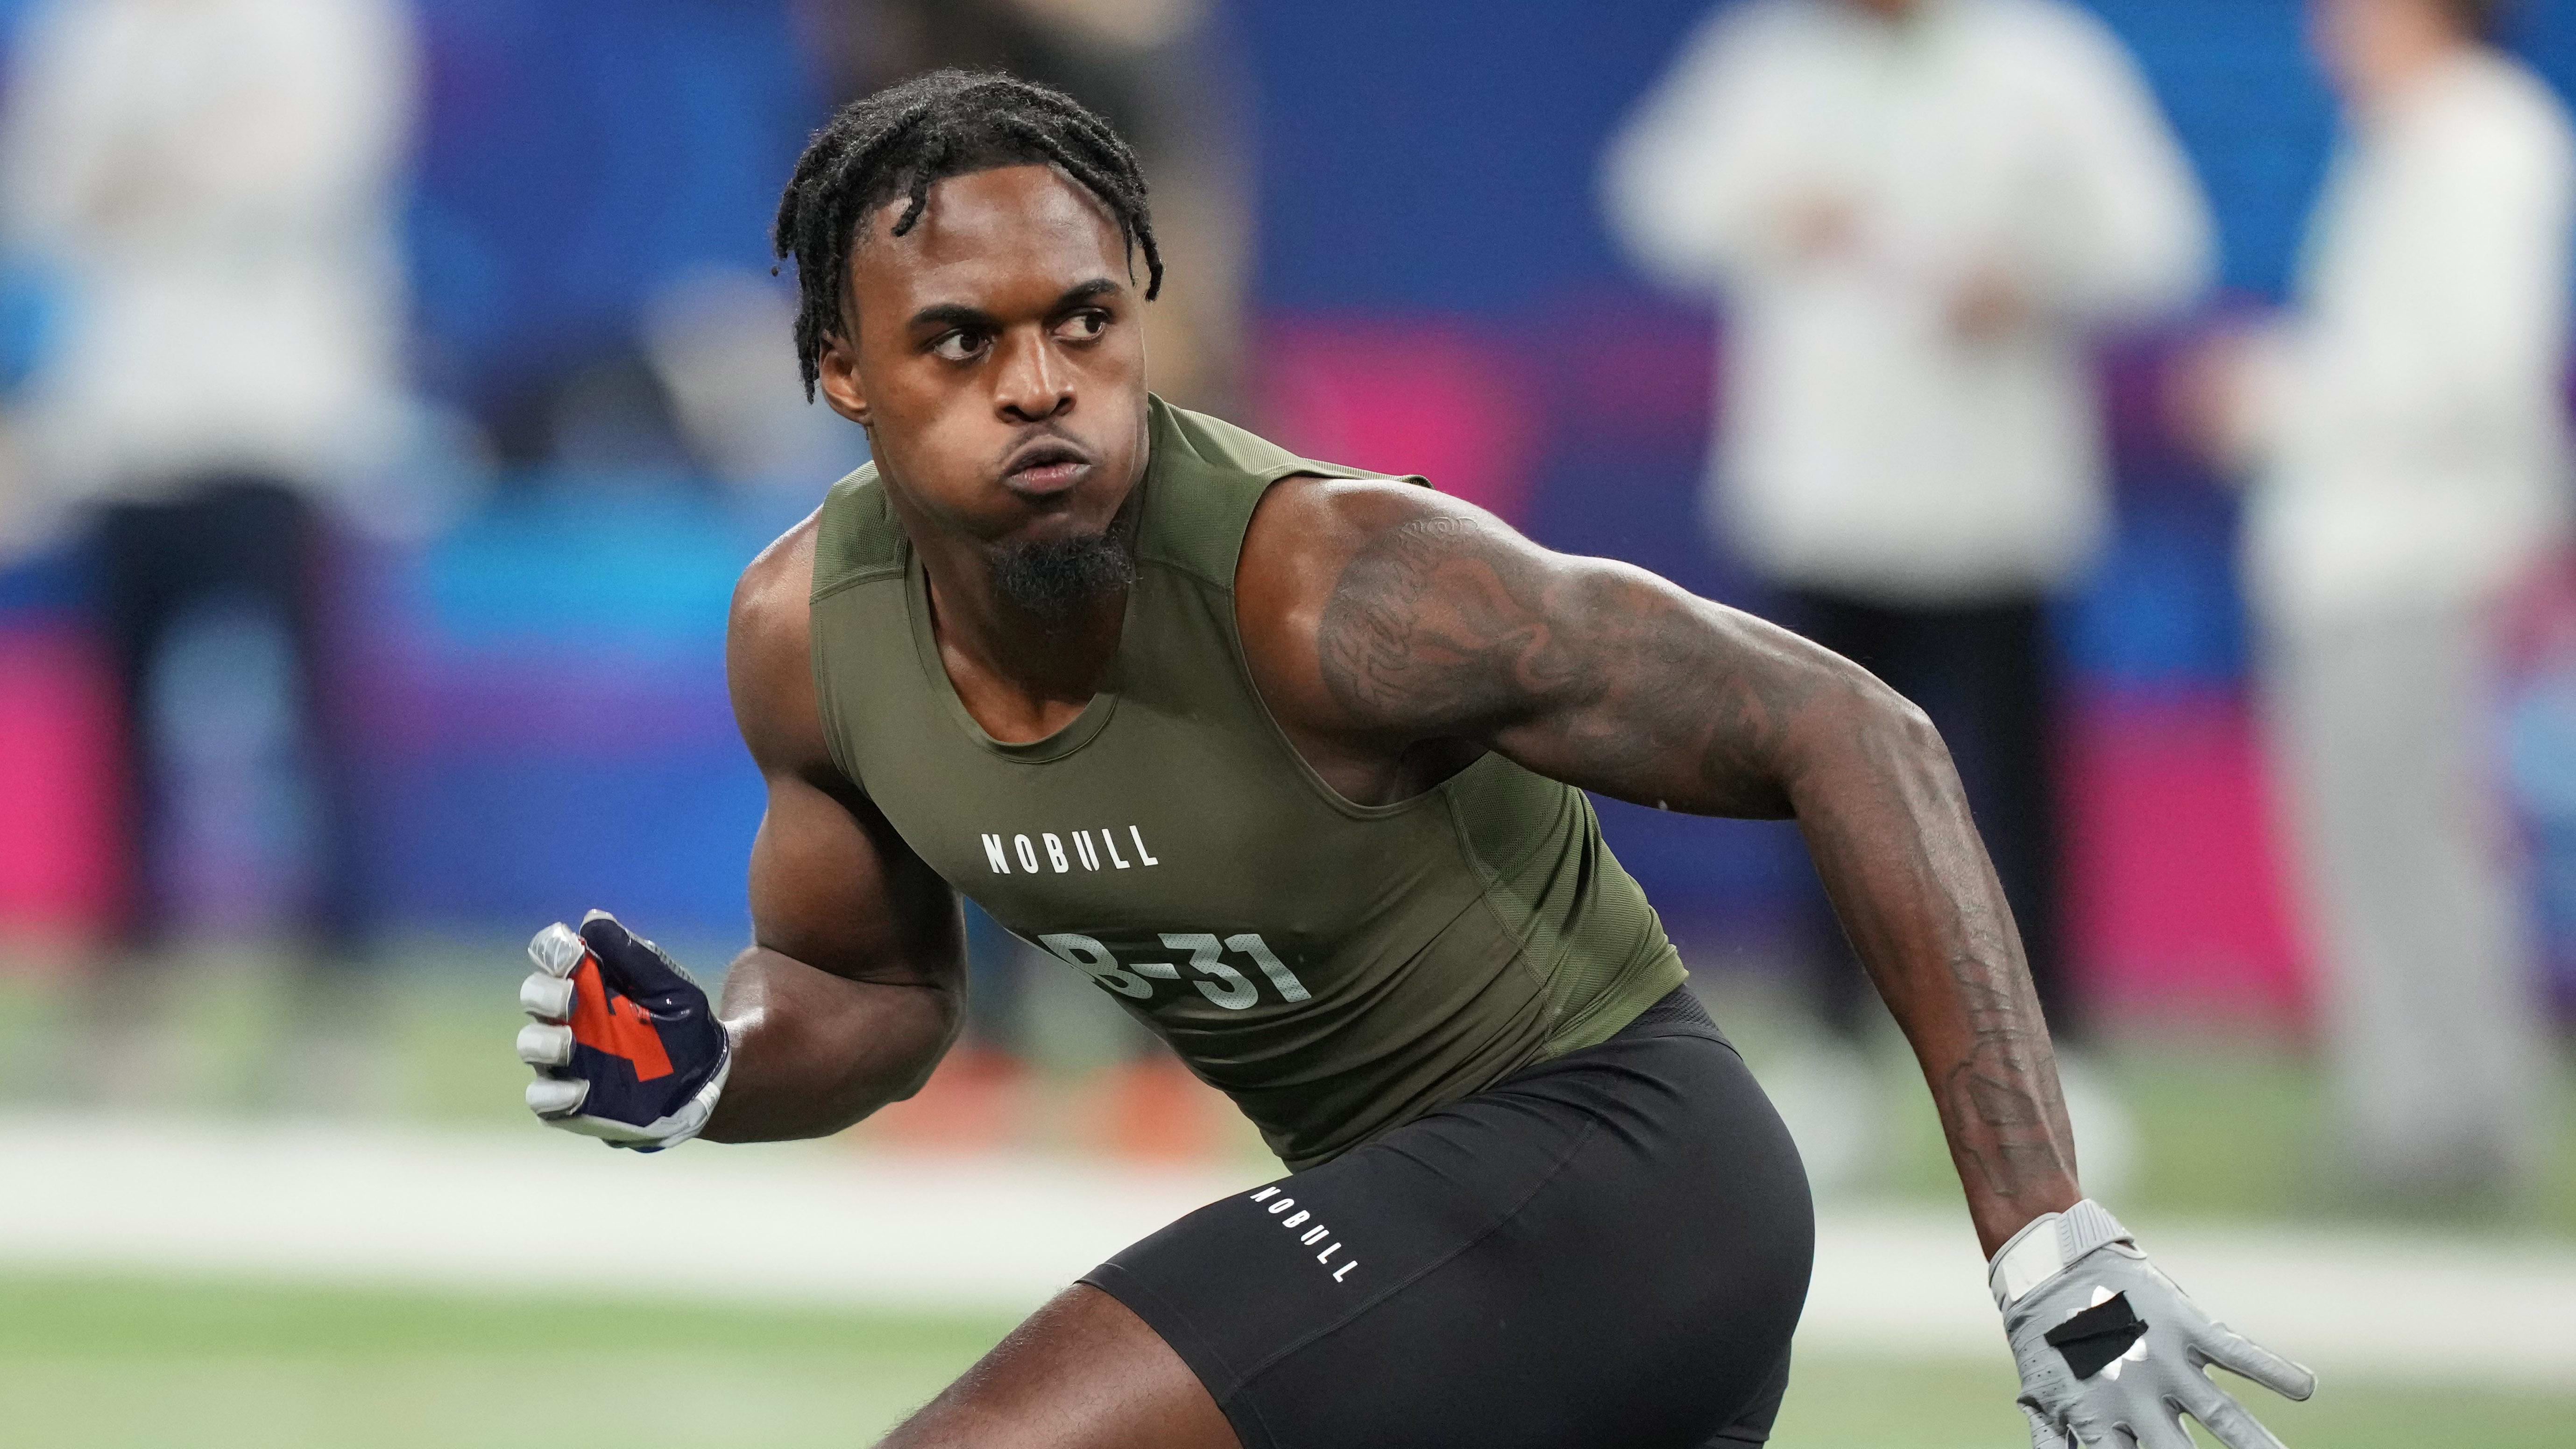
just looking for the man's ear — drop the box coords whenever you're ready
[815,334,870,426]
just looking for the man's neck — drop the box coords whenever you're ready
[926,543,1127,682]
[2351,30,2478,115]
[1846,0,1927,27]
[906,507,1139,743]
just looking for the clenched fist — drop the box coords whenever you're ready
[516,911,731,1150]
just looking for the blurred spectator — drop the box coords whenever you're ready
[1603,0,2212,1190]
[640,268,854,503]
[0,0,417,965]
[2185,0,2573,1201]
[401,3,813,471]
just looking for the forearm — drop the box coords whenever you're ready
[701,946,961,1143]
[1787,687,2080,1255]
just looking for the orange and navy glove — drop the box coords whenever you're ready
[516,911,730,1150]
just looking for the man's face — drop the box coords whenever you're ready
[2307,0,2460,99]
[817,164,1150,556]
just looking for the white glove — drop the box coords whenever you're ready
[1994,1200,2314,1449]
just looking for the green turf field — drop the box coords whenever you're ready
[5,960,2573,1446]
[7,1274,2569,1448]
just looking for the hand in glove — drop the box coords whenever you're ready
[1994,1200,2314,1449]
[516,911,730,1150]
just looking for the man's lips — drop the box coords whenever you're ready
[1001,440,1095,497]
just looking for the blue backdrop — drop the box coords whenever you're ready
[5,0,2574,946]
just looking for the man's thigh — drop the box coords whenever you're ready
[879,1284,1239,1449]
[1080,1002,1811,1449]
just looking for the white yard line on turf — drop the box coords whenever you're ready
[2,1111,2569,1388]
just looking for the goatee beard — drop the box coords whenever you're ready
[990,520,1136,626]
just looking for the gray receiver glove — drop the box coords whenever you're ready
[1993,1200,2315,1449]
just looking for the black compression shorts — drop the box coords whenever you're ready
[1082,989,1814,1449]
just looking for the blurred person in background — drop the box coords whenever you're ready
[0,0,417,1088]
[2183,0,2573,1203]
[1602,0,2213,1193]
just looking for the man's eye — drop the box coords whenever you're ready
[1056,310,1108,342]
[931,331,987,362]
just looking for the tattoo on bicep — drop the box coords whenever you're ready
[1316,515,1573,729]
[1315,514,1815,813]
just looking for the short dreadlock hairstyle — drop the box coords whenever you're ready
[772,69,1164,400]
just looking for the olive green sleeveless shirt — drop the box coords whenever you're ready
[808,396,1687,1167]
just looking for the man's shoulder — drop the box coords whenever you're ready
[726,509,845,778]
[804,459,906,601]
[1942,0,2160,126]
[1237,474,1464,600]
[1234,476,1512,707]
[732,510,821,659]
[1962,0,2137,68]
[1137,395,1421,591]
[1148,395,1420,490]
[1151,398,1308,476]
[2422,53,2576,164]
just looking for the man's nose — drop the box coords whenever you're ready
[993,328,1072,422]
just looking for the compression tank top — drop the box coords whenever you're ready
[808,396,1688,1167]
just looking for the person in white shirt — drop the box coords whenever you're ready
[1602,0,2211,1187]
[2189,0,2570,1199]
[0,0,416,959]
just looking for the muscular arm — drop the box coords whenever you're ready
[1239,481,2078,1255]
[700,517,966,1143]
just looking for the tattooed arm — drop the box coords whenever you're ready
[1237,479,2079,1255]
